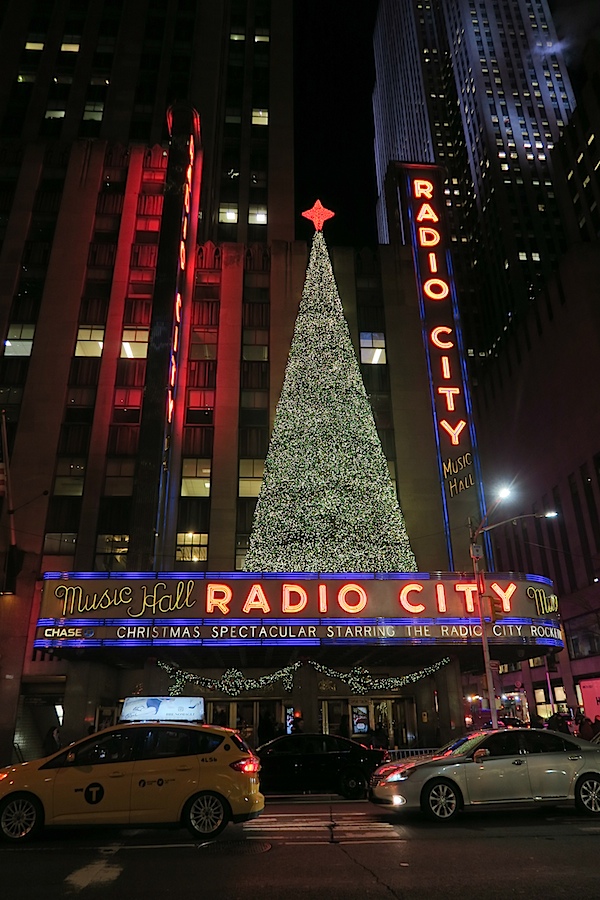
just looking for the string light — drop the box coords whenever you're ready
[158,657,451,696]
[243,230,417,573]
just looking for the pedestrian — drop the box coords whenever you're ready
[42,725,61,757]
[592,716,600,737]
[578,717,594,741]
[291,716,303,734]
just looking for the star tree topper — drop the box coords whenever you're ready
[302,199,335,231]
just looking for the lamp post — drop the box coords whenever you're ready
[469,498,557,730]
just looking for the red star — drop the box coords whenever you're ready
[302,199,335,232]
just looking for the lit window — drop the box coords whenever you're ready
[44,109,66,119]
[17,74,36,83]
[75,326,104,357]
[60,43,80,52]
[181,459,211,497]
[83,102,104,121]
[104,459,135,496]
[5,324,35,356]
[54,459,86,496]
[120,327,148,358]
[230,33,245,41]
[251,108,268,126]
[95,534,129,571]
[248,205,267,225]
[255,32,270,43]
[176,532,208,563]
[239,459,265,497]
[219,203,238,223]
[25,42,44,51]
[360,332,387,364]
[43,533,77,555]
[190,327,217,360]
[518,252,527,261]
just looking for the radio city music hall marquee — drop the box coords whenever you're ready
[35,572,562,651]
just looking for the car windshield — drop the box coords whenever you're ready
[434,732,487,758]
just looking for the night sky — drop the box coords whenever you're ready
[292,0,600,248]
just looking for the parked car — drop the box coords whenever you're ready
[369,727,600,822]
[482,717,529,729]
[256,733,389,799]
[0,722,263,842]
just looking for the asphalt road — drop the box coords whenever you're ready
[2,797,599,900]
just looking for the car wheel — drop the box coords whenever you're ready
[0,793,44,842]
[575,774,600,815]
[340,768,367,800]
[183,792,230,839]
[421,779,461,822]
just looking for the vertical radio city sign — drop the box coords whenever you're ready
[397,164,481,562]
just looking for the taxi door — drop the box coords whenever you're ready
[130,727,200,824]
[464,730,532,803]
[50,729,140,825]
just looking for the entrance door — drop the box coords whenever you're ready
[390,698,418,749]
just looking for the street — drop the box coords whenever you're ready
[2,798,599,900]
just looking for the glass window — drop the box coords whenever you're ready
[54,459,86,496]
[137,728,206,760]
[176,532,208,562]
[522,732,570,754]
[5,324,35,356]
[252,109,268,125]
[239,458,264,496]
[181,459,211,497]
[241,390,268,409]
[360,332,386,364]
[218,203,238,223]
[480,731,522,756]
[75,326,104,357]
[105,459,135,496]
[121,327,148,358]
[69,729,138,766]
[248,205,267,225]
[95,534,129,570]
[190,328,217,360]
[243,328,268,361]
[43,533,77,555]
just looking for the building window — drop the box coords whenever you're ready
[243,328,268,360]
[360,332,386,364]
[239,458,265,497]
[75,326,104,357]
[95,534,129,571]
[54,459,86,496]
[186,390,214,425]
[251,108,268,126]
[190,328,217,360]
[4,324,35,356]
[113,387,142,423]
[248,205,267,225]
[181,459,211,497]
[120,327,148,358]
[176,532,208,563]
[241,390,268,408]
[43,533,77,555]
[83,102,104,121]
[104,459,135,496]
[218,203,238,223]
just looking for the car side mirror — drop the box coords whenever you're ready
[473,748,490,763]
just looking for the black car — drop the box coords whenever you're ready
[256,733,389,799]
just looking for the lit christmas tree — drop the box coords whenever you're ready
[243,201,417,573]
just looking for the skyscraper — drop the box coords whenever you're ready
[373,0,576,361]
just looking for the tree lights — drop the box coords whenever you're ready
[243,225,417,573]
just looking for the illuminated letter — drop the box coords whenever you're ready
[418,227,440,247]
[428,252,438,273]
[423,278,450,300]
[431,326,454,349]
[206,583,232,614]
[318,584,328,613]
[440,419,467,445]
[455,582,478,613]
[179,240,186,271]
[337,583,368,614]
[399,584,425,614]
[490,582,517,612]
[175,292,182,323]
[435,583,447,613]
[416,203,439,223]
[438,386,461,411]
[441,357,451,379]
[242,584,271,614]
[282,583,308,614]
[167,391,174,422]
[414,179,434,199]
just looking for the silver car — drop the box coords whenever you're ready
[369,728,600,822]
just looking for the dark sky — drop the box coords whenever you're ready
[293,1,379,246]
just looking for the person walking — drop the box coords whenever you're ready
[42,725,61,757]
[578,717,594,741]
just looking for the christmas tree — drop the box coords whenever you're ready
[243,202,417,573]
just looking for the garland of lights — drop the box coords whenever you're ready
[158,657,451,697]
[243,230,417,573]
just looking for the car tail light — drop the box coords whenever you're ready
[229,756,261,774]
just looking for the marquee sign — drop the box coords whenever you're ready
[35,572,562,651]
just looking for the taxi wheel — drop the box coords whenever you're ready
[340,769,367,800]
[575,774,600,815]
[0,793,44,842]
[183,791,230,839]
[421,779,461,822]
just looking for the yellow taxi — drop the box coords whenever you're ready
[0,723,263,842]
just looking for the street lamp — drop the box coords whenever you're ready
[470,498,557,729]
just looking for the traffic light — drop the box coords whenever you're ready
[490,596,504,621]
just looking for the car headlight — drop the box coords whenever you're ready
[383,767,416,784]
